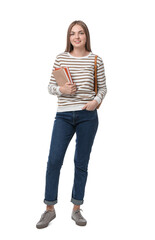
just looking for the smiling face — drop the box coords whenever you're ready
[69,24,87,50]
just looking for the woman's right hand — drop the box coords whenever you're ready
[59,82,77,95]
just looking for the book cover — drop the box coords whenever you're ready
[52,67,73,86]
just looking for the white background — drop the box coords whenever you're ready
[0,0,155,239]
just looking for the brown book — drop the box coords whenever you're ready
[52,67,73,86]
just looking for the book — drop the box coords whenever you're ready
[52,67,73,86]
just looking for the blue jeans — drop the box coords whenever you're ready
[44,109,99,206]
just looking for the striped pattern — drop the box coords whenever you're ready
[48,51,107,112]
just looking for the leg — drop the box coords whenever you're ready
[44,112,76,205]
[71,110,99,205]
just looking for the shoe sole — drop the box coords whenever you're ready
[36,214,56,229]
[71,216,87,226]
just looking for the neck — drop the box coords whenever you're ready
[70,48,89,57]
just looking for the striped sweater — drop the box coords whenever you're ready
[48,51,107,112]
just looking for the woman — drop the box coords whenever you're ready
[36,20,107,228]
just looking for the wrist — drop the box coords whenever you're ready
[59,86,64,93]
[93,99,99,106]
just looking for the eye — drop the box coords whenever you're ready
[70,32,84,35]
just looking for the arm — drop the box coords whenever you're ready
[48,56,63,96]
[93,58,107,105]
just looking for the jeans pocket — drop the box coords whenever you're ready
[86,109,97,112]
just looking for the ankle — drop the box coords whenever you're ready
[46,205,54,211]
[73,205,80,211]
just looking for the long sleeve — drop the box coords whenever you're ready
[93,58,107,104]
[48,56,63,96]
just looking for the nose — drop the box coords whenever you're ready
[75,33,80,38]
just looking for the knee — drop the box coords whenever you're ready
[75,162,88,173]
[46,155,63,171]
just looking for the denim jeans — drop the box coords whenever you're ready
[44,109,99,206]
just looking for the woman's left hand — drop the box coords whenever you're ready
[82,100,99,111]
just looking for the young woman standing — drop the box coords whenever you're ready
[36,20,107,228]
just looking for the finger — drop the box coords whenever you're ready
[71,86,76,90]
[71,85,76,89]
[66,82,72,85]
[82,104,87,110]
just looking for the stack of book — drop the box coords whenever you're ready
[52,67,73,86]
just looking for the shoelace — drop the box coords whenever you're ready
[40,210,53,221]
[74,209,84,220]
[74,208,83,213]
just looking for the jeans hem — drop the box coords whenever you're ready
[44,199,57,205]
[71,198,84,205]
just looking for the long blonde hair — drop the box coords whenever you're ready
[65,20,92,52]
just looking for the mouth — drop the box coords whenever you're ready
[74,41,81,44]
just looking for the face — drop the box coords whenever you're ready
[69,24,87,49]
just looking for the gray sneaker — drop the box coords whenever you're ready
[36,209,56,229]
[71,209,87,226]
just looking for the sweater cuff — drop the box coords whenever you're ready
[93,96,101,104]
[57,86,63,96]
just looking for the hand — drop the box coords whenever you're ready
[82,100,99,111]
[59,82,77,95]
